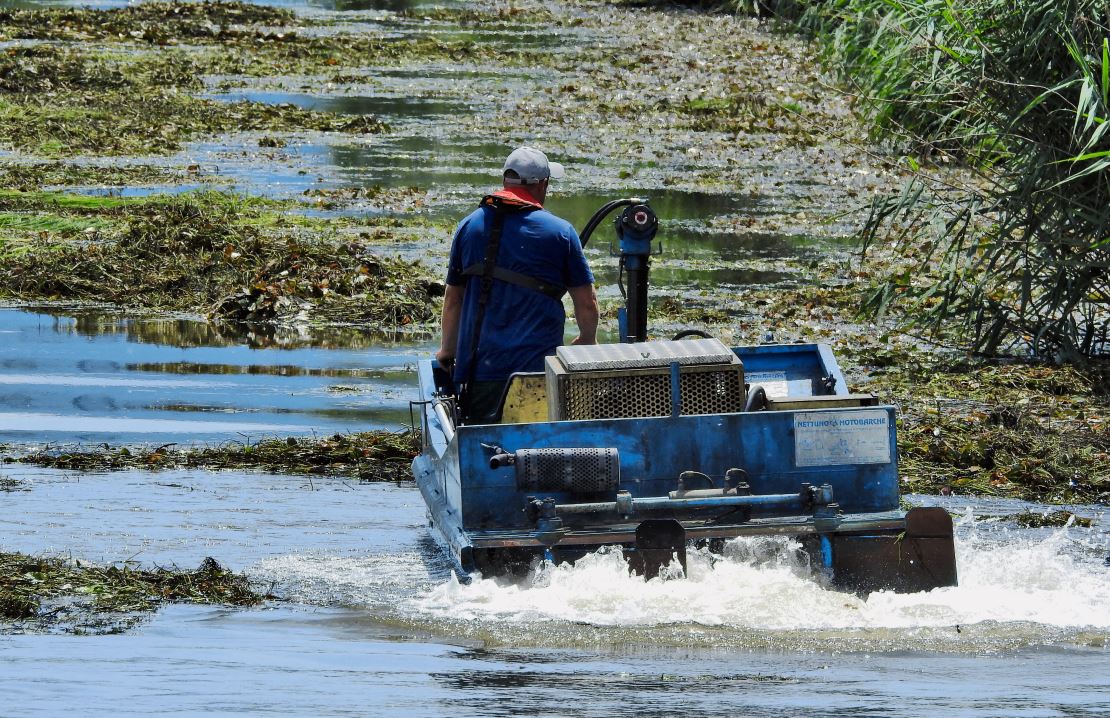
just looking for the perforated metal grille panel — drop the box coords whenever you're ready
[561,366,745,420]
[515,448,620,493]
[680,369,745,415]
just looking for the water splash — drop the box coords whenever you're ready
[410,524,1110,632]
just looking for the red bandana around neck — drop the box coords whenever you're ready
[485,186,544,209]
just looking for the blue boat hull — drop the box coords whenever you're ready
[412,344,957,593]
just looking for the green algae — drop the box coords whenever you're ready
[0,553,264,633]
[4,430,419,481]
[0,190,440,325]
[0,162,195,192]
[0,1,550,76]
[0,45,387,156]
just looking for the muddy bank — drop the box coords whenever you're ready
[0,190,441,324]
[2,430,418,481]
[0,553,263,634]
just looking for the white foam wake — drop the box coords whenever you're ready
[412,521,1110,631]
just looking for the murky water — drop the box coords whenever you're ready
[3,0,1110,713]
[0,308,432,445]
[2,460,1108,715]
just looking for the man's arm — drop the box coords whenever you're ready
[436,284,465,367]
[567,283,599,345]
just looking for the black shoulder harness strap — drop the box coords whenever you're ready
[460,197,526,412]
[459,264,567,301]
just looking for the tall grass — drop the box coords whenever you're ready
[672,0,1109,359]
[779,0,1110,360]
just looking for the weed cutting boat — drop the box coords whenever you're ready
[412,199,957,593]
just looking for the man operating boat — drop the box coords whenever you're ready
[436,147,599,423]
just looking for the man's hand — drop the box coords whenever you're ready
[434,347,455,370]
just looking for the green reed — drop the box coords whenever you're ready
[666,0,1109,359]
[787,0,1109,360]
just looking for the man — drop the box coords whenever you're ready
[436,147,599,423]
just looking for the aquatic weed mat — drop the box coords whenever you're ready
[3,0,910,264]
[860,357,1110,503]
[0,43,388,157]
[0,1,566,157]
[0,553,265,635]
[0,189,441,324]
[1,430,420,480]
[0,161,213,192]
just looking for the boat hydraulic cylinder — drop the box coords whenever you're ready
[616,204,659,343]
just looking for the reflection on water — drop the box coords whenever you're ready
[0,308,432,444]
[126,361,402,378]
[313,0,416,10]
[666,228,815,261]
[326,138,507,199]
[34,305,434,349]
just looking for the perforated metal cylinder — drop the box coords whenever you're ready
[514,448,620,494]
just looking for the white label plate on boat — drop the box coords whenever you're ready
[746,370,789,398]
[794,409,891,467]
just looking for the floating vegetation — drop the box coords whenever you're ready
[0,476,27,491]
[863,358,1110,503]
[0,553,264,633]
[0,1,547,79]
[0,0,294,43]
[647,295,732,326]
[0,162,199,192]
[0,190,440,326]
[0,45,387,156]
[5,431,420,481]
[675,93,811,136]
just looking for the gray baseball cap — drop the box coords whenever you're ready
[502,147,565,185]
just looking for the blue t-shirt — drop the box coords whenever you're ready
[446,204,594,383]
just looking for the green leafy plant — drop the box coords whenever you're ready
[790,0,1109,360]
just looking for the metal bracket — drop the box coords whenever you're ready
[724,467,751,494]
[532,497,566,547]
[615,490,634,517]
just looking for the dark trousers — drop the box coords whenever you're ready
[461,380,505,425]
